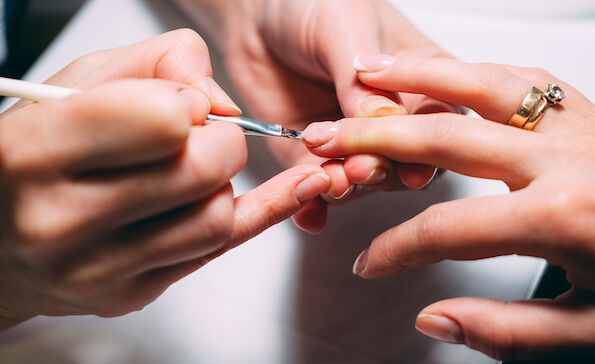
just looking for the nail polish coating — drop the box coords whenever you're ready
[353,54,395,72]
[415,314,465,344]
[302,122,340,147]
[352,247,370,275]
[359,95,406,117]
[295,173,331,202]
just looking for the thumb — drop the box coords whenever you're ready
[49,29,241,116]
[318,3,406,118]
[415,293,595,361]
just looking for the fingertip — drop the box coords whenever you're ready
[194,77,242,116]
[175,84,212,125]
[353,54,395,73]
[291,198,328,235]
[397,164,437,190]
[321,160,355,203]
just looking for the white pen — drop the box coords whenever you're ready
[0,77,303,139]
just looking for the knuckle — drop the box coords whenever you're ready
[525,67,556,85]
[202,200,234,246]
[421,115,457,155]
[415,204,447,252]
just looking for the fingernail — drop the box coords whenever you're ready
[415,314,465,344]
[362,167,388,185]
[352,247,370,275]
[206,77,242,115]
[353,54,395,73]
[302,121,340,147]
[420,168,438,189]
[359,95,406,117]
[322,183,355,201]
[295,173,331,202]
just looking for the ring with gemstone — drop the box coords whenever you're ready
[508,84,565,131]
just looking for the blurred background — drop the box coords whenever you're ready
[0,0,84,79]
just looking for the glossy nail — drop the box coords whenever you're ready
[206,77,242,115]
[352,247,370,275]
[415,314,465,344]
[295,173,331,202]
[353,54,395,73]
[359,95,406,117]
[302,121,340,147]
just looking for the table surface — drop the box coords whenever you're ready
[1,1,594,363]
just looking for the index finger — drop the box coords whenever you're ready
[303,115,543,188]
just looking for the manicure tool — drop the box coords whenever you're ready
[0,77,303,139]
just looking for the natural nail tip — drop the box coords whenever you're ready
[362,167,388,185]
[352,247,370,275]
[353,56,367,72]
[353,54,395,73]
[415,314,465,345]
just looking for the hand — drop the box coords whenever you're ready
[0,30,330,330]
[179,0,455,233]
[302,55,595,360]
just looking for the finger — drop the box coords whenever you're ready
[415,294,595,360]
[60,184,235,284]
[135,167,332,290]
[75,121,247,230]
[303,116,542,187]
[320,160,355,203]
[354,55,570,125]
[227,164,331,247]
[352,194,544,279]
[291,197,329,235]
[4,79,210,174]
[311,1,406,118]
[397,163,437,190]
[50,29,241,115]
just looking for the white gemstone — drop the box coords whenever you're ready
[546,84,564,103]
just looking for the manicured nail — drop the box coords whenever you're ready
[359,95,406,117]
[415,314,465,344]
[295,173,331,202]
[352,247,370,275]
[353,54,395,73]
[206,77,242,115]
[302,121,340,147]
[362,167,388,185]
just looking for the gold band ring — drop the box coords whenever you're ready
[508,84,565,130]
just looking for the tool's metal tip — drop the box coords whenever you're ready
[281,128,303,139]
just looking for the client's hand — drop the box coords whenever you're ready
[0,30,330,331]
[302,55,595,360]
[178,0,455,233]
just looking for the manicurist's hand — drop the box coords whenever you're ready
[176,0,457,233]
[302,55,595,360]
[0,30,330,331]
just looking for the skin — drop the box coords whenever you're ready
[178,0,457,233]
[303,55,595,360]
[0,29,331,331]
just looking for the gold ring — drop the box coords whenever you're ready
[508,84,565,130]
[508,87,544,128]
[522,96,548,131]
